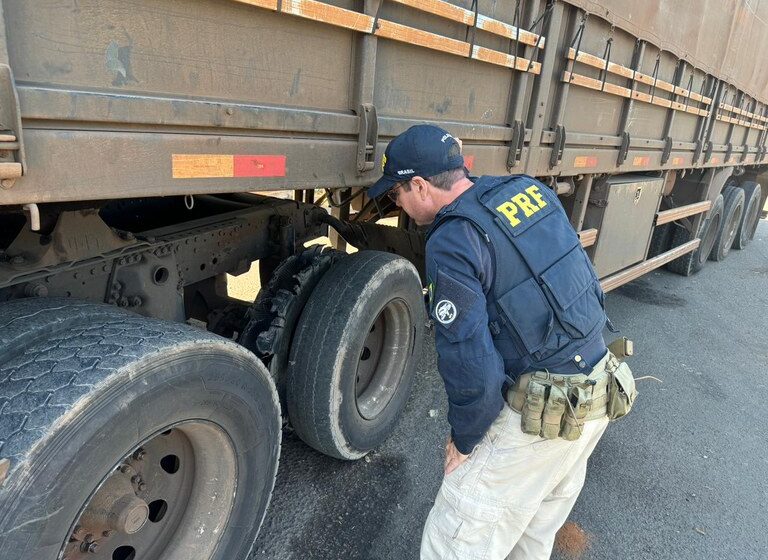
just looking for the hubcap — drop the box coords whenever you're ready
[61,422,237,560]
[355,298,413,420]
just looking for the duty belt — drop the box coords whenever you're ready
[505,352,620,440]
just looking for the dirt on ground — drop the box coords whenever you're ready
[554,521,593,559]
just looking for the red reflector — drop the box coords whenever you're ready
[464,155,475,170]
[233,155,286,178]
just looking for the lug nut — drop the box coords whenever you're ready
[103,530,115,538]
[133,449,146,461]
[138,482,147,492]
[131,475,142,484]
[86,541,99,553]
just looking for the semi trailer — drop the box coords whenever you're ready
[0,0,766,558]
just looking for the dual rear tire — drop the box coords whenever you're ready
[732,181,762,250]
[666,194,724,276]
[0,298,281,560]
[0,249,425,558]
[285,251,425,460]
[709,184,745,261]
[666,178,762,275]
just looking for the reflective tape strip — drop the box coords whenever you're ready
[234,155,287,177]
[172,154,287,178]
[574,156,598,168]
[632,156,650,166]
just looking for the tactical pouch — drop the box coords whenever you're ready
[541,385,567,439]
[521,381,546,435]
[520,380,547,435]
[607,361,637,420]
[561,386,590,440]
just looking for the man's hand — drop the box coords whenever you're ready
[444,437,470,476]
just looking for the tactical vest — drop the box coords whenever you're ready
[429,175,607,378]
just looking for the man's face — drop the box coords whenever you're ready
[390,179,438,226]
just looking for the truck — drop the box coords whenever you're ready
[0,0,765,558]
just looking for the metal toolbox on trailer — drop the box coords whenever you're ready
[583,175,665,277]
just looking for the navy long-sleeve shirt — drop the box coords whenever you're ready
[426,217,506,455]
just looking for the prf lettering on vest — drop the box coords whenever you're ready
[496,185,548,227]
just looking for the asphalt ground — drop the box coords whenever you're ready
[251,219,768,560]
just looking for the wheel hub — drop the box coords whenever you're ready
[355,298,413,420]
[725,205,743,247]
[79,470,150,536]
[61,423,237,560]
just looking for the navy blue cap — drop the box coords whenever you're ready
[368,124,465,198]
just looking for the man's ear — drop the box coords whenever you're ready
[412,176,430,199]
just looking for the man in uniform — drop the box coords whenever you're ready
[367,124,635,560]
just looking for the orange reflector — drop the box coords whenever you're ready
[672,157,684,165]
[632,156,650,166]
[172,154,286,179]
[574,156,598,168]
[710,157,720,164]
[464,155,475,170]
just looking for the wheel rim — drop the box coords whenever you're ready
[700,214,721,262]
[724,204,744,249]
[355,298,413,421]
[744,199,761,241]
[60,421,237,560]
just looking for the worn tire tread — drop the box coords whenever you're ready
[0,298,278,488]
[709,185,745,261]
[286,251,422,459]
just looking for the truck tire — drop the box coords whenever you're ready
[732,181,762,249]
[647,223,674,258]
[286,251,424,460]
[709,185,745,261]
[0,298,280,560]
[666,194,724,276]
[239,245,345,406]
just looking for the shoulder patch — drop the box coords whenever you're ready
[431,268,484,343]
[435,300,457,325]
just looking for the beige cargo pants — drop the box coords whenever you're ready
[420,403,609,560]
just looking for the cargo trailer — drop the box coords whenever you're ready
[0,1,766,558]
